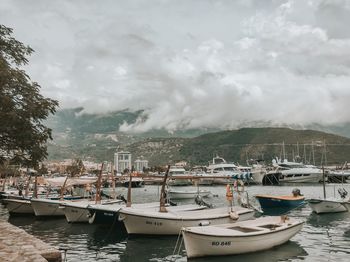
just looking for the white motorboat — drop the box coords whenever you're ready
[167,166,192,186]
[274,159,323,183]
[308,198,348,214]
[181,216,303,258]
[2,198,34,215]
[206,156,244,185]
[118,206,255,235]
[167,188,211,199]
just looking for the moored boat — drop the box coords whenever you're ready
[62,199,123,223]
[88,202,207,225]
[308,198,348,214]
[2,198,34,215]
[181,216,303,258]
[167,188,211,200]
[255,189,305,211]
[118,206,255,235]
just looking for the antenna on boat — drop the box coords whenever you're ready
[322,165,326,199]
[159,165,170,213]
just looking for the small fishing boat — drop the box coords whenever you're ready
[88,202,207,225]
[2,198,34,215]
[62,199,124,223]
[118,206,255,235]
[181,216,303,258]
[308,198,348,214]
[167,188,211,200]
[255,189,305,210]
[308,167,349,214]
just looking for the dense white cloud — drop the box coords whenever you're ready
[1,0,350,132]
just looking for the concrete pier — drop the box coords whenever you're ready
[0,220,62,261]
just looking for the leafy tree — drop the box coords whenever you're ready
[0,25,58,168]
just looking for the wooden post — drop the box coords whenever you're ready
[111,163,116,200]
[60,176,69,200]
[33,173,38,198]
[24,173,32,197]
[126,170,133,207]
[95,163,104,204]
[159,165,170,213]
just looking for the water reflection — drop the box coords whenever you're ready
[307,211,350,228]
[187,241,307,262]
[121,236,179,262]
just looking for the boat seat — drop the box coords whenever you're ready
[228,226,264,233]
[257,224,283,230]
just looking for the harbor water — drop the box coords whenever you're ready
[1,184,350,262]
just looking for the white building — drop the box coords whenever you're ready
[114,151,132,173]
[134,159,149,172]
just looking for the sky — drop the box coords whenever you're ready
[1,0,350,132]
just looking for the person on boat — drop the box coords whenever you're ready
[292,188,302,197]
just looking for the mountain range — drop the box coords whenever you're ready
[45,108,350,166]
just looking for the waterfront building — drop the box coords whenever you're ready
[134,159,148,172]
[114,151,132,173]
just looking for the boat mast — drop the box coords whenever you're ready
[95,162,104,204]
[33,172,38,198]
[111,163,116,200]
[159,165,170,213]
[60,175,69,200]
[126,168,133,207]
[322,166,326,199]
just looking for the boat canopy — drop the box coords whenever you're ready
[44,177,97,187]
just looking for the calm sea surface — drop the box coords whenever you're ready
[1,184,350,262]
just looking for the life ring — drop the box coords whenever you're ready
[234,179,245,193]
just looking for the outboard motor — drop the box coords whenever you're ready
[117,194,127,203]
[292,188,302,197]
[338,188,348,199]
[195,195,213,208]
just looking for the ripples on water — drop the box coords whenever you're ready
[1,184,350,262]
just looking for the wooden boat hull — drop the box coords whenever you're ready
[31,199,65,217]
[119,207,255,235]
[168,190,211,199]
[182,217,303,258]
[3,198,34,215]
[308,199,348,214]
[255,195,305,209]
[63,204,91,223]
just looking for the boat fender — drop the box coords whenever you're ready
[280,215,289,223]
[198,220,210,226]
[229,211,239,220]
[226,184,233,201]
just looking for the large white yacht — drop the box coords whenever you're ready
[206,156,245,184]
[273,158,323,183]
[167,165,192,186]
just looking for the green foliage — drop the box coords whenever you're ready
[0,25,58,167]
[180,128,350,165]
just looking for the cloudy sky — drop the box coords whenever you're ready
[1,0,350,132]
